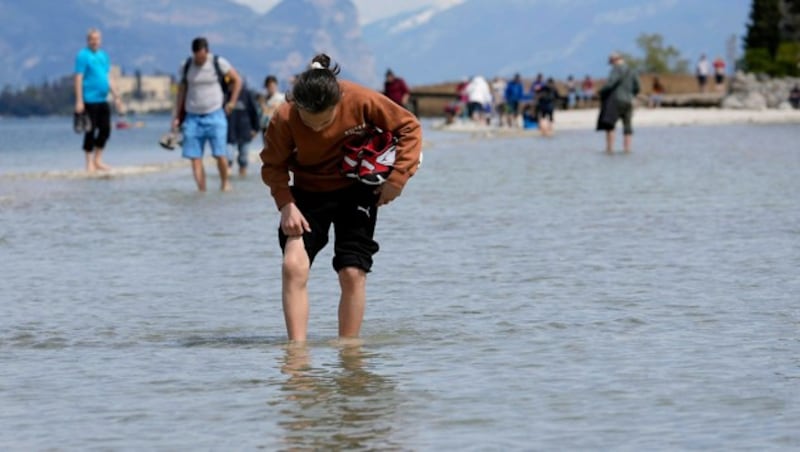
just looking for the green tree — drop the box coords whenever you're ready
[620,33,689,74]
[0,76,74,117]
[744,0,784,73]
[745,0,782,59]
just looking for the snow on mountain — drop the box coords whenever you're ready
[387,0,466,34]
[364,0,750,85]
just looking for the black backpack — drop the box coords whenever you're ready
[181,55,231,101]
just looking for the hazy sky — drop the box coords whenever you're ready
[231,0,438,23]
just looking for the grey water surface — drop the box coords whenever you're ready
[1,117,798,450]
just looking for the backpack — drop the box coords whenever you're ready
[181,55,231,101]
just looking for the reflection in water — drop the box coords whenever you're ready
[275,342,399,450]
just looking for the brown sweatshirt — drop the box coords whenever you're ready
[260,80,422,210]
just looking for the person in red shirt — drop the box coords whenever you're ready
[383,69,410,108]
[580,75,595,106]
[713,56,726,91]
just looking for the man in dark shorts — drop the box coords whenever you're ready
[599,52,640,153]
[74,28,123,172]
[535,78,558,136]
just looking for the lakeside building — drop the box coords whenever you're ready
[111,65,173,114]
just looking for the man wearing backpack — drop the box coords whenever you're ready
[172,37,242,191]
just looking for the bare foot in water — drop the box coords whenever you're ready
[221,182,232,192]
[95,161,111,171]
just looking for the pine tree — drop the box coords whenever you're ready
[781,0,800,41]
[745,0,783,59]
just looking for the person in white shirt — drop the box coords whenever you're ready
[696,54,710,93]
[258,75,286,144]
[465,75,492,123]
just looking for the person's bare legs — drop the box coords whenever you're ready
[337,266,367,338]
[85,152,97,172]
[623,134,632,153]
[539,118,553,137]
[216,156,231,191]
[282,237,311,342]
[605,130,615,154]
[93,148,110,171]
[191,158,206,192]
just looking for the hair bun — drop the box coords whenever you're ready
[310,54,331,69]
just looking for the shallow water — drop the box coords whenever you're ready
[1,116,799,450]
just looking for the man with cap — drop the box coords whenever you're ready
[598,52,640,153]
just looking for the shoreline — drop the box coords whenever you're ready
[432,107,800,133]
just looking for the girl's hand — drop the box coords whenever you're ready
[375,183,401,206]
[280,202,311,236]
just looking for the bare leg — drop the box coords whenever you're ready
[337,266,367,338]
[623,134,632,153]
[191,158,206,192]
[85,152,96,172]
[605,130,615,154]
[216,156,231,191]
[540,118,553,137]
[282,237,310,342]
[93,148,110,171]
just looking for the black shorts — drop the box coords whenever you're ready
[278,183,380,272]
[82,102,111,152]
[537,105,554,121]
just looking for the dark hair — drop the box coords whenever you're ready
[289,54,341,113]
[191,37,208,52]
[264,75,278,86]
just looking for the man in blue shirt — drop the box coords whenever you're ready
[504,73,524,127]
[74,28,123,172]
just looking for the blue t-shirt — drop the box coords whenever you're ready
[505,81,524,103]
[75,48,110,103]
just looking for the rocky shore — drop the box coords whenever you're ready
[722,71,800,110]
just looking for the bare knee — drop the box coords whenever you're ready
[282,253,309,287]
[338,267,366,291]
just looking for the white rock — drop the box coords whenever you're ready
[742,91,768,110]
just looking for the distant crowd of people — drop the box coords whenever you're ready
[441,72,600,136]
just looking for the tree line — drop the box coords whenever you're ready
[0,77,75,117]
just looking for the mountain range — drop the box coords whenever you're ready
[0,0,751,89]
[0,0,376,88]
[364,0,751,83]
